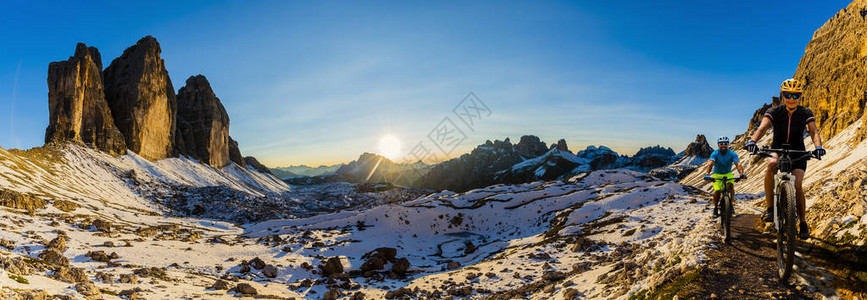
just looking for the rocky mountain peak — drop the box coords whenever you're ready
[45,43,126,155]
[793,0,867,144]
[683,135,713,158]
[514,135,547,158]
[103,35,177,161]
[175,75,230,168]
[556,139,569,152]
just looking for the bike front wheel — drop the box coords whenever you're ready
[776,182,797,282]
[722,182,733,244]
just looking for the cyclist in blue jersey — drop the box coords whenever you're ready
[703,136,746,218]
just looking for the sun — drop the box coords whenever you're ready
[379,135,401,160]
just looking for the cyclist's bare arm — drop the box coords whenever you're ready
[705,159,715,175]
[734,161,745,175]
[807,121,823,148]
[750,117,773,142]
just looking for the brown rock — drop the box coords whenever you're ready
[319,257,344,277]
[75,282,101,297]
[447,261,461,270]
[86,250,110,262]
[92,219,111,233]
[262,264,278,278]
[103,36,177,160]
[47,236,68,251]
[391,258,410,275]
[233,283,257,295]
[360,257,384,272]
[323,288,342,300]
[210,279,231,290]
[0,189,47,211]
[119,273,138,284]
[543,270,567,281]
[228,136,245,168]
[0,238,15,250]
[174,75,231,168]
[0,257,35,275]
[53,266,88,283]
[45,43,126,155]
[39,248,69,266]
[248,257,265,270]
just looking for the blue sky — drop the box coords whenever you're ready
[0,0,851,167]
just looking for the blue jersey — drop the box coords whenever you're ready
[709,149,739,174]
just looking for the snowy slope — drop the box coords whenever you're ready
[243,169,718,299]
[0,143,750,299]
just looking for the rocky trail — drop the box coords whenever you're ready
[694,213,866,299]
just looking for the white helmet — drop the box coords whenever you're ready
[717,136,730,144]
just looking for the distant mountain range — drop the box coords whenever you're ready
[290,134,715,192]
[271,164,343,179]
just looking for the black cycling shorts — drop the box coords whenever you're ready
[774,157,807,172]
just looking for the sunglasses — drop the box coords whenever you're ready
[782,92,801,100]
[718,143,729,146]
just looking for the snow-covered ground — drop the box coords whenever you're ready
[0,144,735,299]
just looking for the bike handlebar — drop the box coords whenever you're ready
[752,147,819,162]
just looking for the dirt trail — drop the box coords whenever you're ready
[695,213,840,299]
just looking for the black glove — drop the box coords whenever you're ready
[745,141,758,154]
[813,146,825,160]
[739,174,747,180]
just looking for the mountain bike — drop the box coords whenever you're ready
[753,145,819,282]
[709,177,741,244]
[704,176,741,244]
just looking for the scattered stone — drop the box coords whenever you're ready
[384,287,412,299]
[350,291,366,300]
[320,257,344,277]
[447,261,461,270]
[109,252,120,259]
[95,271,114,283]
[233,283,257,295]
[262,264,278,278]
[361,257,385,273]
[103,241,114,247]
[0,239,15,250]
[323,288,342,300]
[0,257,35,275]
[53,266,88,283]
[0,189,47,211]
[563,288,580,299]
[86,250,110,262]
[210,279,231,290]
[133,267,168,280]
[46,236,68,252]
[543,271,567,281]
[53,200,80,212]
[120,274,138,284]
[39,248,69,266]
[249,257,265,270]
[92,219,112,233]
[391,258,410,275]
[75,282,101,297]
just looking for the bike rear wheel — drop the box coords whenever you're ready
[722,183,733,244]
[776,182,797,282]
